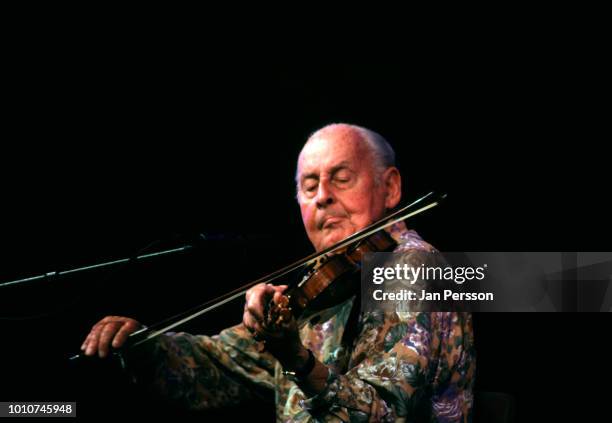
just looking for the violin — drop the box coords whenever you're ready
[69,191,445,359]
[265,228,396,329]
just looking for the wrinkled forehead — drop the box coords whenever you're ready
[297,133,372,177]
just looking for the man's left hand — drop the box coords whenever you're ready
[243,283,307,367]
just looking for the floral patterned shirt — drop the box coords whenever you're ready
[129,222,476,422]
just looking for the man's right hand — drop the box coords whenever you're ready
[81,316,142,358]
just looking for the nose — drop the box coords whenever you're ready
[315,179,334,209]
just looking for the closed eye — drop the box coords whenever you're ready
[302,178,318,193]
[332,168,353,185]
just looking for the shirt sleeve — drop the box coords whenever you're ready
[126,322,278,411]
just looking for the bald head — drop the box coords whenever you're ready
[297,124,395,189]
[295,123,402,251]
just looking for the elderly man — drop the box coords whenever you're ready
[80,124,476,422]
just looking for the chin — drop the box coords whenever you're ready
[319,231,347,250]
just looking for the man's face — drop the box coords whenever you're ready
[297,130,393,251]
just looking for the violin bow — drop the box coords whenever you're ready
[69,191,446,358]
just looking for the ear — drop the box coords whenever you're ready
[382,166,402,209]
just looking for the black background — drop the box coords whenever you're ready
[1,36,610,422]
